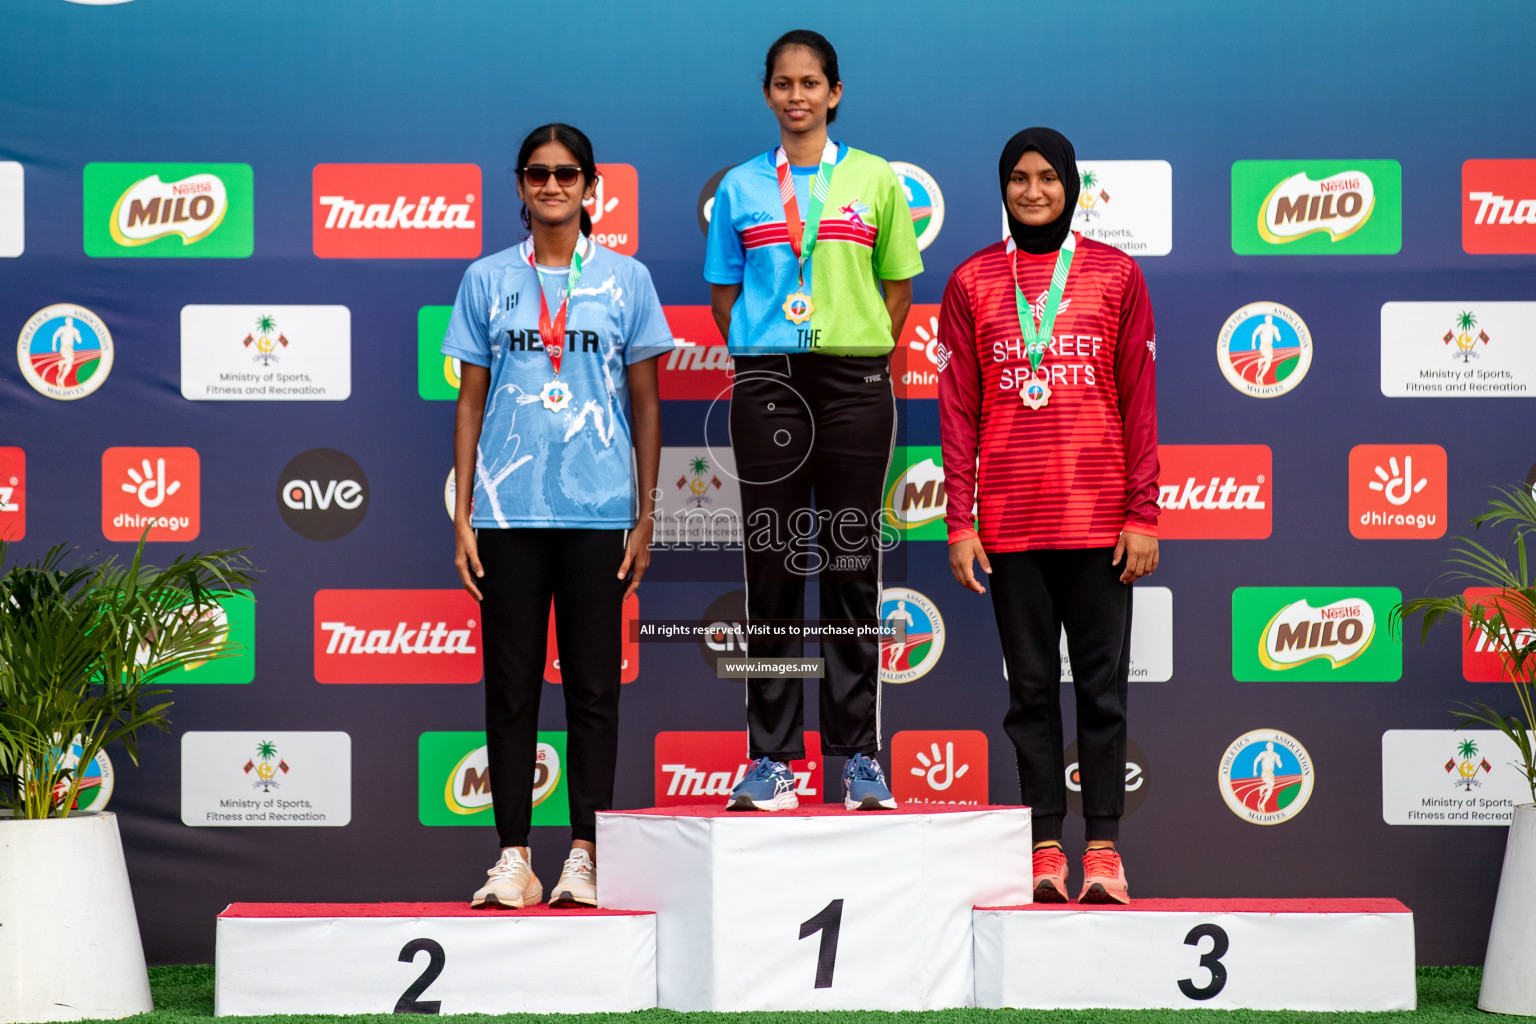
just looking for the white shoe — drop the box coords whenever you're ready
[471,848,542,909]
[549,848,597,908]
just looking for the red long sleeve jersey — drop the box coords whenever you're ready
[938,234,1158,552]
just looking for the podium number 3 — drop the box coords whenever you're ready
[799,899,844,989]
[395,938,445,1014]
[1177,923,1229,1000]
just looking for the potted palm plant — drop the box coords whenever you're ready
[0,539,255,1023]
[1399,484,1536,1016]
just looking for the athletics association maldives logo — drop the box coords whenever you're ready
[18,304,114,400]
[889,162,945,251]
[880,587,945,684]
[312,164,481,258]
[314,589,481,684]
[1219,728,1314,825]
[53,740,114,812]
[1217,301,1312,398]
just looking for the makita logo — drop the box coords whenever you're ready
[313,589,481,683]
[319,620,475,655]
[652,730,823,805]
[1462,587,1536,681]
[658,762,816,798]
[658,306,733,400]
[1158,476,1265,510]
[1468,192,1536,226]
[316,194,477,230]
[1157,445,1273,539]
[664,344,734,372]
[1462,161,1536,254]
[312,164,482,259]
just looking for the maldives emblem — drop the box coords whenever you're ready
[244,739,290,793]
[242,313,289,366]
[890,161,945,251]
[879,586,946,684]
[1443,310,1491,363]
[1218,728,1314,825]
[677,455,723,508]
[1076,168,1111,221]
[540,379,573,412]
[17,303,114,400]
[1447,736,1493,792]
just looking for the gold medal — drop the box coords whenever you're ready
[1021,375,1051,410]
[782,291,814,324]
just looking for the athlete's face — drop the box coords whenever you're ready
[1006,150,1066,227]
[516,141,596,229]
[764,46,842,137]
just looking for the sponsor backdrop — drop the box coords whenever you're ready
[1,0,1533,967]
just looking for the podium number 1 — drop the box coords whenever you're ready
[1177,923,1229,1000]
[799,899,844,989]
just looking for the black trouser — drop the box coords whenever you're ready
[729,353,895,761]
[989,547,1132,843]
[477,528,626,847]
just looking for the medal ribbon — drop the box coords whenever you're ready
[524,235,590,377]
[775,138,840,288]
[1008,232,1077,374]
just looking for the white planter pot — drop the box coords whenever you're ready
[1481,802,1536,1016]
[0,811,154,1022]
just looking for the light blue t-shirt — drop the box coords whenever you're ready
[442,237,675,529]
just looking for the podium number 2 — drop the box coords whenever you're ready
[799,899,844,989]
[395,938,445,1014]
[1177,924,1229,1000]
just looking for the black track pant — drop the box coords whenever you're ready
[729,353,895,761]
[477,528,626,847]
[989,547,1132,843]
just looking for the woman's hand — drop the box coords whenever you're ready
[948,537,992,594]
[454,518,483,601]
[618,517,654,599]
[1112,531,1159,584]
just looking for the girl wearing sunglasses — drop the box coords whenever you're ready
[704,30,923,812]
[444,123,674,909]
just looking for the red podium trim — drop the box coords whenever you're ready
[979,897,1410,914]
[608,803,1025,818]
[219,902,653,919]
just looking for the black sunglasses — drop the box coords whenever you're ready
[519,164,582,187]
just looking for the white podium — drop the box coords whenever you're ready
[214,902,656,1015]
[974,898,1415,1011]
[597,803,1033,1011]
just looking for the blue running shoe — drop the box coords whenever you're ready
[843,753,897,810]
[726,757,799,811]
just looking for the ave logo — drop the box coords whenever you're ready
[543,592,639,684]
[314,590,481,684]
[312,164,481,258]
[891,730,988,805]
[1349,444,1446,539]
[658,306,732,400]
[0,447,23,540]
[653,731,823,805]
[277,448,369,541]
[583,163,638,255]
[101,447,200,541]
[1463,160,1536,253]
[1157,445,1272,539]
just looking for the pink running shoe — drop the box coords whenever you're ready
[1078,847,1130,904]
[1032,845,1069,904]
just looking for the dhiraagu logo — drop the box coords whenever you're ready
[882,446,947,540]
[417,305,459,399]
[1232,586,1402,682]
[418,730,568,825]
[84,163,253,257]
[1231,160,1401,255]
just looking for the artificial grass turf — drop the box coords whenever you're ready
[83,965,1485,1024]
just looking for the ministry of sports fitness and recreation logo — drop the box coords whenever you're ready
[277,448,369,541]
[417,730,568,825]
[582,163,638,254]
[1380,302,1536,398]
[653,731,822,806]
[18,304,114,400]
[888,162,945,251]
[892,730,987,805]
[1348,444,1447,540]
[1,161,22,257]
[1231,159,1402,255]
[181,304,351,401]
[0,447,24,541]
[880,587,945,684]
[1231,586,1403,682]
[883,447,947,540]
[101,446,200,541]
[1462,159,1536,254]
[1157,445,1272,539]
[312,164,481,258]
[83,162,254,258]
[313,589,482,684]
[1217,301,1312,398]
[1218,728,1314,825]
[1381,729,1524,826]
[1069,160,1174,256]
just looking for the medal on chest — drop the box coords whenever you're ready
[776,140,839,326]
[525,236,591,412]
[1009,233,1077,410]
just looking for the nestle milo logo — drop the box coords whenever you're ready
[1232,586,1402,682]
[1231,160,1400,255]
[84,162,253,258]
